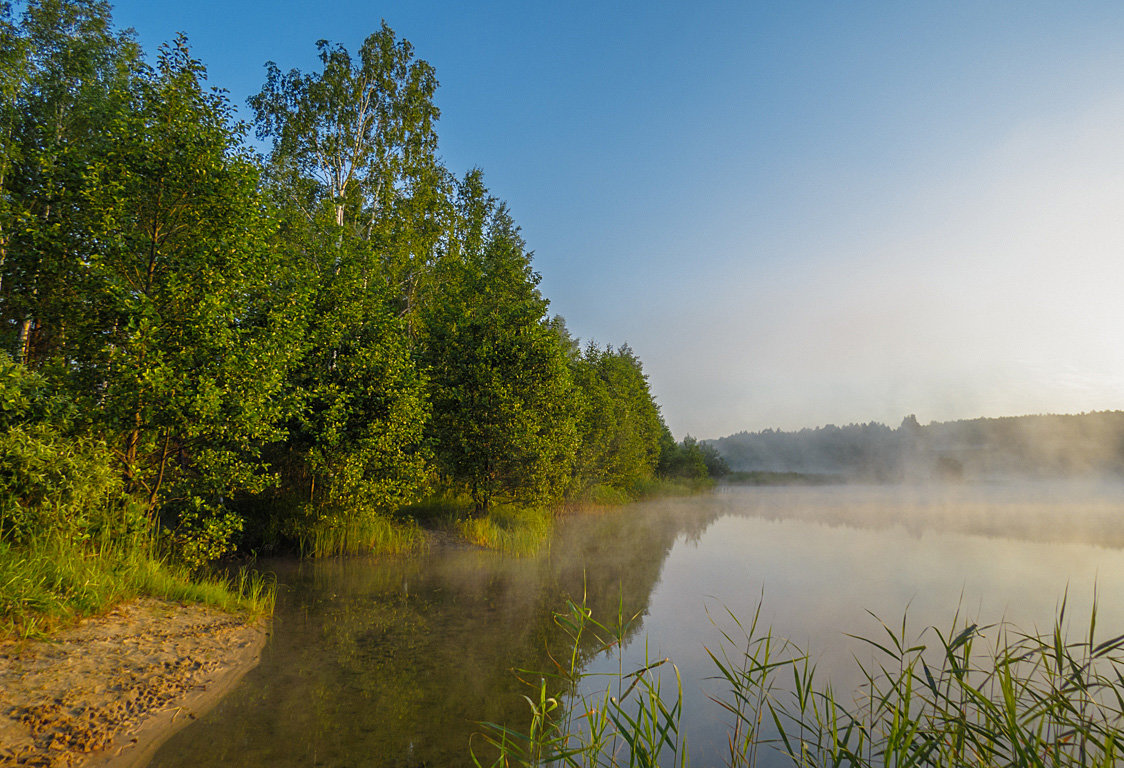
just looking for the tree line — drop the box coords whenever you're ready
[0,0,719,567]
[711,412,1124,482]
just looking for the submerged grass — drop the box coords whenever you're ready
[0,536,275,639]
[478,593,1124,768]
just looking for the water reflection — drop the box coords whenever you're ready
[150,482,1124,767]
[150,497,715,767]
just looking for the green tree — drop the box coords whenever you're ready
[656,434,728,480]
[0,2,25,302]
[0,10,304,565]
[85,39,305,564]
[249,24,438,541]
[570,343,665,493]
[421,172,577,513]
[248,21,448,329]
[0,352,141,545]
[0,0,142,364]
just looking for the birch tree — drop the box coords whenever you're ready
[248,24,438,535]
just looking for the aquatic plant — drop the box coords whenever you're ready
[477,594,1124,767]
[457,504,554,556]
[473,595,688,767]
[296,509,425,558]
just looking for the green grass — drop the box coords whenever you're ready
[456,504,554,556]
[406,479,720,555]
[477,594,1124,768]
[0,536,274,639]
[401,492,475,526]
[574,483,635,507]
[630,476,715,498]
[297,512,426,558]
[403,493,553,555]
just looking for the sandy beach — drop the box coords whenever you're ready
[0,599,267,768]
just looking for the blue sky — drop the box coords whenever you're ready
[107,1,1124,438]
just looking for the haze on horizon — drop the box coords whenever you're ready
[108,1,1124,439]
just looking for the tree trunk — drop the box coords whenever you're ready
[17,317,32,363]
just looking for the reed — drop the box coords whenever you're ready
[297,512,425,558]
[473,594,688,767]
[478,594,1124,767]
[629,476,714,499]
[457,504,554,556]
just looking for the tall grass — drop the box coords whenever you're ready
[457,504,554,556]
[0,535,275,639]
[562,478,714,514]
[477,594,1124,767]
[473,595,689,767]
[297,512,425,557]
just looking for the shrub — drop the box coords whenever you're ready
[0,354,144,545]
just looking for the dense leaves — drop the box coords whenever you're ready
[422,175,578,513]
[0,352,143,546]
[0,2,708,565]
[570,343,664,493]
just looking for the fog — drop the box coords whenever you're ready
[640,95,1124,439]
[711,411,1124,486]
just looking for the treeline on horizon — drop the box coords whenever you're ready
[711,411,1124,482]
[0,0,725,569]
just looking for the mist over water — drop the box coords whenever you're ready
[150,482,1124,767]
[579,482,1124,767]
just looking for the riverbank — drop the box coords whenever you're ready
[0,598,266,768]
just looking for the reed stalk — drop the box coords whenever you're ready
[479,593,1124,768]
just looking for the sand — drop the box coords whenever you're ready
[0,599,267,768]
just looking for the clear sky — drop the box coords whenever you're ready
[106,1,1124,439]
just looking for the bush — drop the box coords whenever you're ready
[0,354,145,545]
[161,496,244,571]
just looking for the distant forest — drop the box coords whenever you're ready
[709,412,1124,482]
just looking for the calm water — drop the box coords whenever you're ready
[149,482,1124,767]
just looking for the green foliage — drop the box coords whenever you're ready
[1,3,305,564]
[0,0,142,363]
[422,173,578,513]
[0,2,682,577]
[77,37,301,507]
[160,496,244,572]
[569,343,665,496]
[249,21,440,231]
[246,23,440,548]
[276,299,430,527]
[658,434,729,481]
[0,353,144,545]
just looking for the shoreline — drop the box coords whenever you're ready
[0,598,267,768]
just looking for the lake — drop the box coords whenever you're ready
[148,481,1124,767]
